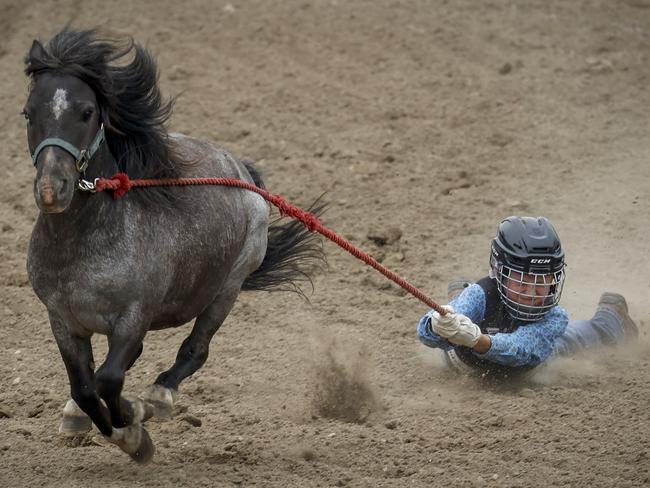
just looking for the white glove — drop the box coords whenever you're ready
[430,305,482,347]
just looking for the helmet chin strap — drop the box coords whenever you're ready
[31,123,105,174]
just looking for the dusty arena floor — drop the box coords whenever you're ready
[1,1,649,486]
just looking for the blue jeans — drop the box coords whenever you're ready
[552,307,625,357]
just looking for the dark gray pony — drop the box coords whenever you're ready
[23,28,323,463]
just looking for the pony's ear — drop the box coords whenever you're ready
[28,40,46,61]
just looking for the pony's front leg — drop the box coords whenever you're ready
[60,342,144,435]
[95,325,155,463]
[50,317,113,437]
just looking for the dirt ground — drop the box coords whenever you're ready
[1,0,649,486]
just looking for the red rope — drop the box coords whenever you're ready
[95,173,446,315]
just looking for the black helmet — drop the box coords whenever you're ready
[489,216,566,321]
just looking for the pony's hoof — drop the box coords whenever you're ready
[109,424,156,464]
[59,399,92,435]
[142,384,177,419]
[59,415,92,435]
[126,395,155,423]
[129,426,155,464]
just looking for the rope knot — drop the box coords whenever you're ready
[269,195,321,232]
[271,196,294,218]
[111,173,132,198]
[299,210,321,232]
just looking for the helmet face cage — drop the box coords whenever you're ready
[490,256,566,321]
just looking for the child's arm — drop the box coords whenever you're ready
[417,284,486,350]
[473,307,569,367]
[417,312,455,350]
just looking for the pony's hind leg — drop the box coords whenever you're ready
[142,384,177,419]
[144,289,241,417]
[145,197,268,418]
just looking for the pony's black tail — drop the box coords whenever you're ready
[241,160,326,295]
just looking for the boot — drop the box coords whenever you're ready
[597,292,639,340]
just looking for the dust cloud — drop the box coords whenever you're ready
[309,333,381,424]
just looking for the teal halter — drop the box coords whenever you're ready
[31,123,105,173]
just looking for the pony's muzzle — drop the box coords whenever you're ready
[34,147,77,213]
[36,178,70,213]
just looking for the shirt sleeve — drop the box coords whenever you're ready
[474,306,569,367]
[417,284,486,350]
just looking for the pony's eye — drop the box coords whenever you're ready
[81,108,94,122]
[21,110,30,123]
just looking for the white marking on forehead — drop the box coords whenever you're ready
[51,89,69,120]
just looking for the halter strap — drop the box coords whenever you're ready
[31,124,105,173]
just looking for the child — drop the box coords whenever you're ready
[417,216,638,377]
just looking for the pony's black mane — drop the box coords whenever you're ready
[25,28,180,182]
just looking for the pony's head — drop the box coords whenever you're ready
[24,39,105,212]
[24,28,177,213]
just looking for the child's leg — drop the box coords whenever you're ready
[553,293,638,357]
[553,320,603,357]
[596,292,639,342]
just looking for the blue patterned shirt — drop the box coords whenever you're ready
[417,283,569,367]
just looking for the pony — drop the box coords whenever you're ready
[23,28,323,463]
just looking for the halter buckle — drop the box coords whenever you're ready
[76,150,89,173]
